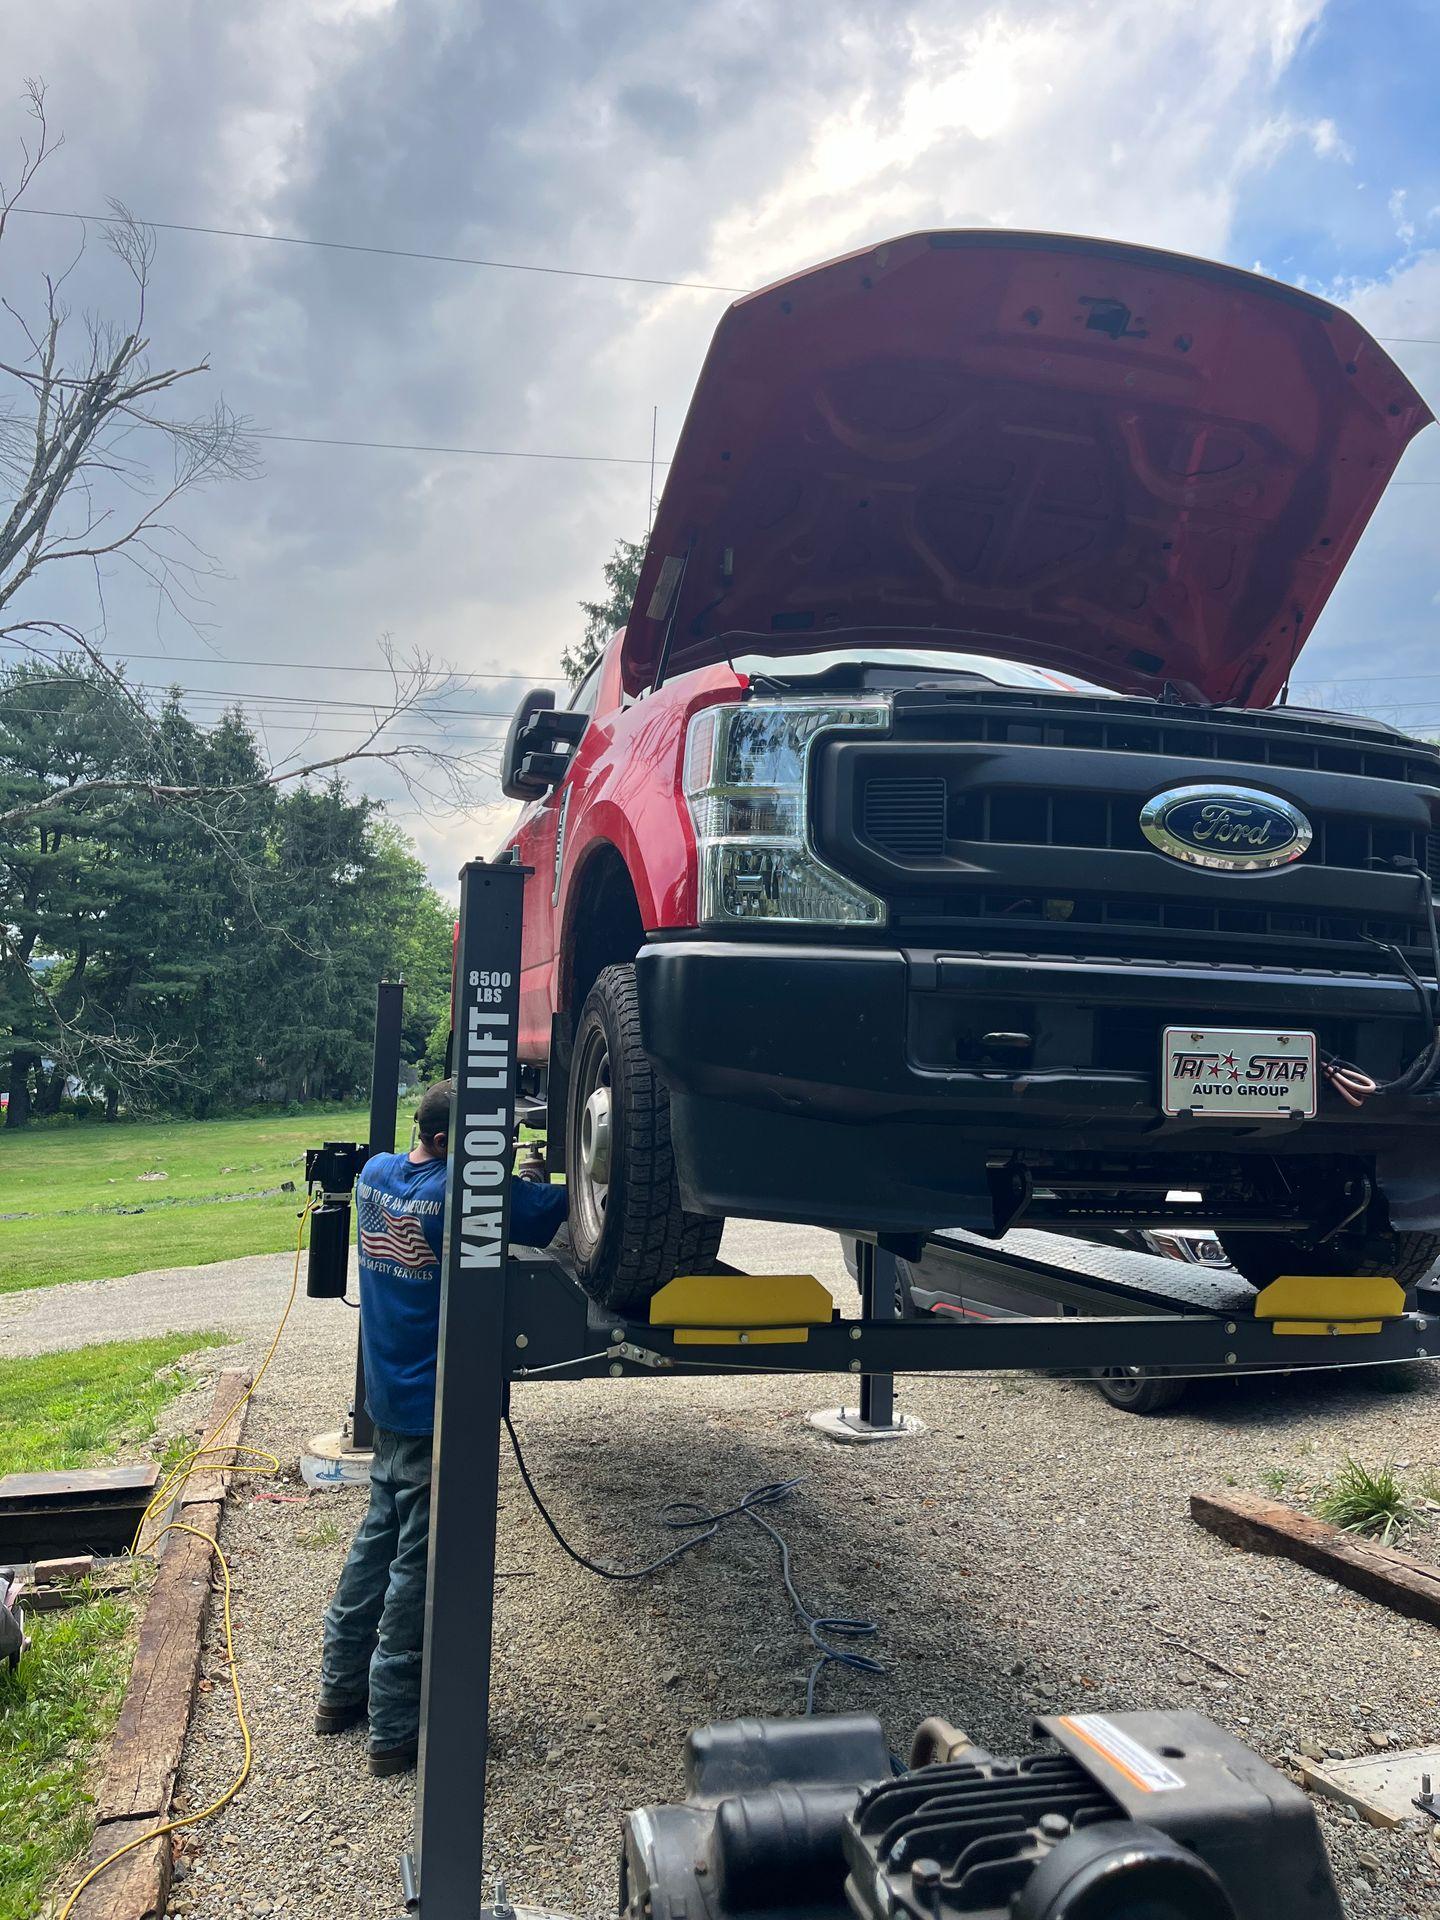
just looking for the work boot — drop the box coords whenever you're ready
[369,1733,419,1778]
[314,1694,367,1736]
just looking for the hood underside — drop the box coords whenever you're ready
[624,231,1431,705]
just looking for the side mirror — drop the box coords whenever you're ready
[501,689,588,800]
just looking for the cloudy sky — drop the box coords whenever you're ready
[3,0,1438,884]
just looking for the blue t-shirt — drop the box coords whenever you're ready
[355,1152,448,1435]
[354,1152,570,1435]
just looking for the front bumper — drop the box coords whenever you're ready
[634,939,1440,1234]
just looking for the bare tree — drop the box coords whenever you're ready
[0,83,255,649]
[0,80,499,825]
[0,627,497,834]
[0,82,499,1110]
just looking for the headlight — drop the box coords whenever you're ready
[683,699,890,925]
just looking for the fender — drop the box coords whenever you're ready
[553,664,743,1015]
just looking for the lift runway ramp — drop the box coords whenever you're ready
[908,1226,1262,1319]
[863,1225,1440,1407]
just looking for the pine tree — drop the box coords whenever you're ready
[563,536,645,687]
[1,661,455,1125]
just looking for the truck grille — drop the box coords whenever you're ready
[863,775,948,858]
[936,787,1440,881]
[816,690,1440,973]
[901,692,1439,785]
[888,886,1423,957]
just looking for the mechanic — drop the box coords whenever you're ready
[314,1077,567,1776]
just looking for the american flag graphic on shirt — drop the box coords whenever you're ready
[358,1197,436,1271]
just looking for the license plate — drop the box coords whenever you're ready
[1162,1026,1317,1119]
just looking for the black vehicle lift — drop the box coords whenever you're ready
[400,855,1438,1917]
[857,1224,1440,1404]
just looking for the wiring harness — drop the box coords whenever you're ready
[1320,861,1440,1109]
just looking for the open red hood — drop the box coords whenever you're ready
[623,232,1431,705]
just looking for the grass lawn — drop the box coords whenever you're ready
[0,1103,381,1294]
[0,1332,230,1478]
[0,1333,228,1920]
[0,1592,137,1920]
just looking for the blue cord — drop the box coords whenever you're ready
[502,1410,884,1712]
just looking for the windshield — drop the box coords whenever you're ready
[730,645,1114,696]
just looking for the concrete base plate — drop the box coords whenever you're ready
[1300,1745,1440,1827]
[807,1406,926,1446]
[300,1429,374,1490]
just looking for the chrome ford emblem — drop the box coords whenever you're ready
[1140,784,1312,870]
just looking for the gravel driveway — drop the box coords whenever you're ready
[18,1224,1440,1919]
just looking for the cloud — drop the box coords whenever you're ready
[699,3,1332,285]
[14,0,1423,886]
[404,799,520,886]
[1308,116,1353,163]
[1334,247,1440,371]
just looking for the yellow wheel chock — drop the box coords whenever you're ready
[648,1272,834,1346]
[1252,1273,1406,1336]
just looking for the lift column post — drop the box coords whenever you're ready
[352,979,405,1454]
[807,1241,922,1442]
[406,858,524,1915]
[856,1241,897,1430]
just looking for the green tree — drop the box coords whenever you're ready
[0,661,169,1124]
[372,831,454,1070]
[563,536,645,687]
[230,786,453,1107]
[1,657,455,1125]
[419,1013,450,1085]
[91,702,278,1118]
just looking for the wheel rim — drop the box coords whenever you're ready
[572,1028,612,1248]
[1097,1367,1148,1404]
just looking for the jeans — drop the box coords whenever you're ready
[320,1425,432,1747]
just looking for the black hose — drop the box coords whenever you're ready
[501,1409,883,1712]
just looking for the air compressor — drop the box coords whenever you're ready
[620,1709,1344,1920]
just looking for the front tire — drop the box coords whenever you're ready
[1218,1229,1440,1293]
[566,964,724,1313]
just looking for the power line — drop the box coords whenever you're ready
[1296,686,1440,698]
[0,640,565,683]
[13,205,750,296]
[114,681,515,718]
[181,682,1440,730]
[13,203,1440,351]
[166,706,505,735]
[1,678,512,730]
[255,430,669,467]
[9,645,1440,714]
[0,670,514,719]
[0,703,502,745]
[30,666,1440,728]
[1305,683,1440,698]
[10,666,1440,734]
[3,706,505,741]
[190,425,1440,478]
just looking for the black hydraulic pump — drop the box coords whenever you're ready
[303,1140,369,1299]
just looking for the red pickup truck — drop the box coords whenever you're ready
[501,230,1439,1315]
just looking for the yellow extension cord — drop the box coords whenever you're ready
[57,1202,315,1920]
